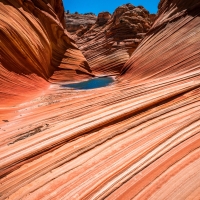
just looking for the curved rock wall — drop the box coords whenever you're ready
[0,0,91,106]
[121,0,200,81]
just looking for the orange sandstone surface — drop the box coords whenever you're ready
[0,0,200,199]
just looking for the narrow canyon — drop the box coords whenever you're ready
[0,0,200,199]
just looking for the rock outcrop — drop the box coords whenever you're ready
[0,0,92,106]
[65,13,97,38]
[0,0,200,199]
[96,12,111,26]
[76,4,156,75]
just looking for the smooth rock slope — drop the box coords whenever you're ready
[0,0,200,199]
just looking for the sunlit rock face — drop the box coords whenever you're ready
[96,12,111,26]
[116,1,200,198]
[0,0,200,200]
[65,12,97,38]
[121,0,200,81]
[75,3,155,75]
[0,0,92,106]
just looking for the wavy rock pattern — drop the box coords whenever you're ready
[76,4,155,75]
[0,0,91,106]
[0,0,200,199]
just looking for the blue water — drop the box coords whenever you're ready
[62,76,114,90]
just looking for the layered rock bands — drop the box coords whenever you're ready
[0,0,92,106]
[74,4,156,75]
[0,0,200,199]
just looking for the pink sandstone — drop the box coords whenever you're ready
[0,0,199,199]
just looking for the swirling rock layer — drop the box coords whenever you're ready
[76,3,155,75]
[0,0,200,199]
[121,0,200,81]
[0,0,92,106]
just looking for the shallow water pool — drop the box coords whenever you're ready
[62,76,114,90]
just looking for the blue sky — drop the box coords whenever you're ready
[63,0,160,15]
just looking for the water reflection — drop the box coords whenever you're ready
[62,76,114,90]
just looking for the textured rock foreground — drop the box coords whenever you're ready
[0,0,200,199]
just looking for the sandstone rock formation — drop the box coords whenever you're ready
[65,12,97,38]
[76,4,156,75]
[0,0,92,106]
[96,12,111,26]
[0,0,200,199]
